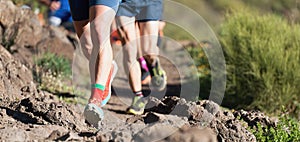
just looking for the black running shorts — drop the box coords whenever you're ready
[69,0,119,21]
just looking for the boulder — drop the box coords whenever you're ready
[0,45,36,100]
[0,44,88,140]
[165,126,217,142]
[0,0,76,67]
[146,96,257,142]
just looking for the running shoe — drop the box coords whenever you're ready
[84,61,118,128]
[148,59,167,91]
[127,95,147,115]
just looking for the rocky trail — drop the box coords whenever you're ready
[0,0,277,141]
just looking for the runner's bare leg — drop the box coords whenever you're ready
[89,5,116,85]
[139,21,159,66]
[116,16,142,92]
[73,20,92,60]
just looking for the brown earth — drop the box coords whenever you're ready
[0,1,277,141]
[0,0,76,67]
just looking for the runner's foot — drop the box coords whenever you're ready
[148,59,167,91]
[127,95,147,115]
[84,61,118,128]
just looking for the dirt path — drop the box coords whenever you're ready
[73,39,198,120]
[103,40,197,119]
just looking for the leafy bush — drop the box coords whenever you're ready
[251,115,300,142]
[34,52,72,93]
[220,10,300,118]
[35,52,71,77]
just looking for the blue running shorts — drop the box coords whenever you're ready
[68,0,119,21]
[116,0,163,21]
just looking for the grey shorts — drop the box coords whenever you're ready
[116,0,163,21]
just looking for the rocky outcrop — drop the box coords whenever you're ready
[146,96,258,142]
[0,45,36,100]
[0,0,76,67]
[0,44,89,141]
[165,126,217,142]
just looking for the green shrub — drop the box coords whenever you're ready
[251,115,300,142]
[220,10,300,118]
[34,52,72,93]
[35,52,71,77]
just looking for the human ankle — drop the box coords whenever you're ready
[134,91,143,97]
[139,57,149,72]
[91,83,105,91]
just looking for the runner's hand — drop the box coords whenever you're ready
[49,1,61,11]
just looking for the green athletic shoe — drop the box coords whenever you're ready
[149,60,167,91]
[127,95,147,115]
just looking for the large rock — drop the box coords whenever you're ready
[133,124,179,142]
[0,45,89,140]
[0,0,76,67]
[0,45,36,100]
[165,126,217,142]
[234,110,277,128]
[146,96,257,142]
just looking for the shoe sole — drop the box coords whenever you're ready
[127,108,144,115]
[101,61,118,107]
[84,103,104,128]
